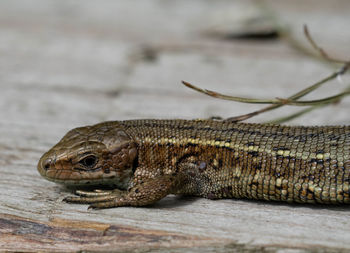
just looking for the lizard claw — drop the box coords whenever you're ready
[62,196,72,202]
[87,205,97,210]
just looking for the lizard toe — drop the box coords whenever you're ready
[75,189,112,197]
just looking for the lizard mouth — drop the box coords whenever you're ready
[41,165,118,185]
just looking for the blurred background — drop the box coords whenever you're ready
[1,1,350,252]
[1,0,349,131]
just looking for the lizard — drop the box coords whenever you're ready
[37,118,350,209]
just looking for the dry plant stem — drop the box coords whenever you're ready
[281,26,341,67]
[230,63,349,122]
[267,106,321,124]
[303,25,348,64]
[182,81,280,104]
[183,67,347,105]
[183,25,350,123]
[276,87,350,106]
[182,63,349,123]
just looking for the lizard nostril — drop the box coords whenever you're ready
[42,158,52,170]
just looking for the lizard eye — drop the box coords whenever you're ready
[79,155,98,168]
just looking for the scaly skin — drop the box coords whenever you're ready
[38,119,350,208]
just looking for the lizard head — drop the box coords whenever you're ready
[38,121,137,189]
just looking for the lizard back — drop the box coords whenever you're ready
[121,119,350,204]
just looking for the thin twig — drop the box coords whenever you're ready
[225,63,349,122]
[275,89,349,106]
[182,81,282,104]
[183,68,348,106]
[267,106,321,124]
[182,63,348,123]
[183,26,350,123]
[303,25,349,64]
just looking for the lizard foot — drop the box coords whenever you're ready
[64,175,178,208]
[63,189,125,204]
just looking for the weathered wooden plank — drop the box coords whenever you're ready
[0,0,350,252]
[0,214,226,252]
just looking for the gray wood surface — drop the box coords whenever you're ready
[0,0,350,252]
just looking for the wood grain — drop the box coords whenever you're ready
[0,0,350,252]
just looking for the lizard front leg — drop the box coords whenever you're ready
[64,174,179,209]
[89,174,179,209]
